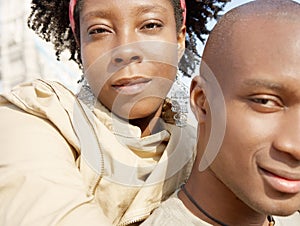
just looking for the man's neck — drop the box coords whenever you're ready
[178,168,270,226]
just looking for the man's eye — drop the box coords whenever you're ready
[251,98,271,105]
[248,96,284,113]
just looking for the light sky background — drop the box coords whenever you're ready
[185,0,254,124]
[196,0,254,58]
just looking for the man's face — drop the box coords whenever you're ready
[207,18,300,215]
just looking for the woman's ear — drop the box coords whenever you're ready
[177,25,186,60]
[190,76,208,123]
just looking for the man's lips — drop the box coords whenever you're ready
[259,167,300,194]
[112,77,152,95]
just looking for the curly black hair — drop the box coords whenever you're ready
[27,0,230,77]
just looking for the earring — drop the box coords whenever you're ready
[77,75,96,110]
[171,71,189,127]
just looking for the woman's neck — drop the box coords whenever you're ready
[179,168,270,226]
[129,104,163,137]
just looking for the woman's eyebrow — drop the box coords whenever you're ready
[82,10,112,22]
[134,5,168,17]
[82,5,167,22]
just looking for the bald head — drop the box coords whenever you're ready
[189,0,300,219]
[201,0,300,82]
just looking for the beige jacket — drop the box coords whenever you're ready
[0,80,196,226]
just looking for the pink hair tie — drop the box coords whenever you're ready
[69,0,186,34]
[69,0,77,34]
[180,0,187,25]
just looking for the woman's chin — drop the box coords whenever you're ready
[112,100,164,120]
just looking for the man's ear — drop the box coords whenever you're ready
[190,76,208,123]
[177,25,186,60]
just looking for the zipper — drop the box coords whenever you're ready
[74,96,105,195]
[47,80,105,196]
[118,213,150,226]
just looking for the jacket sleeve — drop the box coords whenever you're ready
[0,103,111,226]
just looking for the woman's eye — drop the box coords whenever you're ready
[88,27,111,35]
[141,22,163,31]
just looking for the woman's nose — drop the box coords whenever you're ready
[111,46,143,66]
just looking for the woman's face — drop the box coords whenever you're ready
[79,0,185,119]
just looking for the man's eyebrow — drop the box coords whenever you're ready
[242,79,284,91]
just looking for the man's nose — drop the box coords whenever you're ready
[273,108,300,161]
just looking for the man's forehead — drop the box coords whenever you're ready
[224,0,300,19]
[206,0,300,47]
[201,0,300,79]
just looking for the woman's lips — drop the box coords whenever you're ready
[112,77,152,95]
[260,167,300,194]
